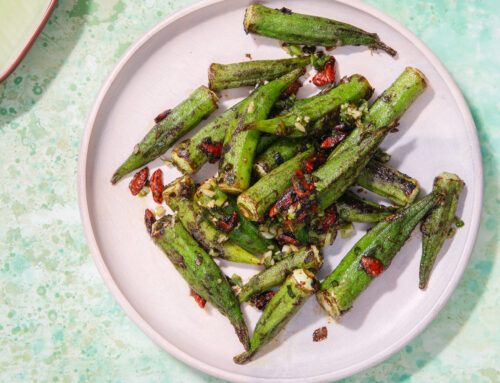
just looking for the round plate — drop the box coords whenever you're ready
[77,1,482,382]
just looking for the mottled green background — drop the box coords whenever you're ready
[0,0,498,382]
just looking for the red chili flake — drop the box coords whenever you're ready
[144,209,156,236]
[360,256,384,277]
[150,169,164,204]
[312,56,336,87]
[320,132,347,149]
[314,205,337,233]
[275,234,302,246]
[269,188,297,217]
[154,109,171,123]
[198,138,223,162]
[282,80,302,98]
[292,169,315,198]
[129,167,149,195]
[191,290,207,308]
[249,291,275,310]
[313,327,328,342]
[216,212,238,232]
[305,153,326,173]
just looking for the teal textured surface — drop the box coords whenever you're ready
[0,1,498,382]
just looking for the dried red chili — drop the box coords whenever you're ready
[216,212,238,232]
[282,80,302,98]
[150,169,164,204]
[269,187,297,217]
[275,234,302,246]
[314,205,337,233]
[305,153,326,173]
[312,56,336,87]
[144,209,156,236]
[283,202,317,224]
[129,167,149,195]
[191,290,207,308]
[249,290,275,310]
[199,138,223,162]
[320,132,347,149]
[292,169,315,198]
[312,327,328,342]
[360,256,384,277]
[154,109,171,123]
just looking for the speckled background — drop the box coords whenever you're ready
[0,0,498,382]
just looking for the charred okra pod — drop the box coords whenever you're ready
[255,134,279,155]
[243,5,396,56]
[337,191,396,223]
[237,147,315,221]
[244,75,373,137]
[253,138,311,178]
[316,192,438,318]
[163,177,261,265]
[373,149,391,163]
[234,269,318,364]
[209,55,327,91]
[111,86,218,183]
[218,69,305,194]
[314,67,427,211]
[152,216,250,350]
[357,160,420,206]
[194,178,279,256]
[238,246,323,302]
[420,172,464,289]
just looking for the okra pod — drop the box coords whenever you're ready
[194,178,279,256]
[218,69,305,193]
[255,134,279,155]
[337,190,396,223]
[253,137,311,178]
[152,216,250,350]
[163,176,261,265]
[243,5,396,56]
[238,246,323,302]
[420,172,464,289]
[373,149,391,163]
[237,147,315,221]
[245,74,373,137]
[111,86,218,183]
[314,67,427,211]
[357,160,420,206]
[234,269,318,364]
[316,192,438,318]
[209,55,323,91]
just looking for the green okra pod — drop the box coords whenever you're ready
[194,178,279,256]
[336,190,396,223]
[373,149,391,163]
[111,86,218,183]
[218,68,305,194]
[209,55,325,91]
[244,74,373,137]
[243,5,397,56]
[356,160,420,206]
[314,67,427,212]
[238,246,323,302]
[237,147,315,221]
[234,269,318,364]
[420,172,464,289]
[255,134,279,155]
[316,192,438,318]
[163,176,261,266]
[151,216,250,350]
[253,137,311,178]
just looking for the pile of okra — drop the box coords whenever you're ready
[111,5,465,364]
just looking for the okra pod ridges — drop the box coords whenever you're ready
[234,269,318,364]
[163,176,261,266]
[218,68,305,194]
[243,5,397,56]
[316,191,438,318]
[420,172,464,289]
[111,86,218,183]
[152,215,250,350]
[238,246,323,302]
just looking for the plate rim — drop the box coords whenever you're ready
[77,0,483,382]
[0,0,58,83]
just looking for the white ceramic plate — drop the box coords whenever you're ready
[78,1,482,382]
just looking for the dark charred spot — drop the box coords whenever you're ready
[287,285,296,298]
[195,254,203,266]
[302,45,317,54]
[273,152,283,165]
[224,163,233,172]
[313,327,328,342]
[278,7,292,15]
[154,109,172,123]
[249,291,274,310]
